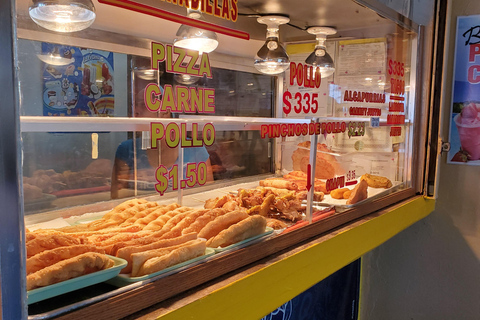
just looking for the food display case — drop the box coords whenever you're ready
[0,0,439,318]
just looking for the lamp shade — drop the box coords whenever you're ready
[174,25,219,53]
[173,10,218,53]
[305,27,337,78]
[305,49,335,78]
[253,15,290,75]
[254,38,290,75]
[29,0,96,33]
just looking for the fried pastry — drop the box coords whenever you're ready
[130,239,203,277]
[182,208,228,234]
[26,234,87,258]
[116,233,197,274]
[346,180,368,205]
[159,209,209,239]
[266,218,288,230]
[143,207,194,232]
[26,244,103,275]
[134,239,206,277]
[198,210,249,240]
[330,188,350,199]
[121,203,179,227]
[259,179,298,190]
[360,173,393,188]
[206,215,267,248]
[26,252,114,290]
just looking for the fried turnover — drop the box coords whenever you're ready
[142,207,194,231]
[134,239,207,277]
[198,210,249,240]
[360,173,393,188]
[346,179,368,205]
[130,239,203,277]
[116,233,197,274]
[26,234,88,258]
[259,179,298,190]
[182,208,228,234]
[26,252,114,290]
[159,209,209,239]
[26,244,104,275]
[206,215,267,248]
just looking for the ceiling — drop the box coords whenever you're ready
[15,0,408,58]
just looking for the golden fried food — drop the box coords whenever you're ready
[346,180,368,205]
[181,208,228,234]
[266,218,288,230]
[26,252,114,290]
[291,141,343,180]
[102,198,149,220]
[159,209,209,239]
[204,195,231,209]
[134,239,206,277]
[330,188,350,199]
[130,239,203,277]
[247,194,276,216]
[116,233,197,274]
[259,179,298,190]
[143,207,193,232]
[207,216,267,248]
[26,234,87,258]
[123,203,179,227]
[360,173,393,188]
[26,244,103,275]
[87,202,159,231]
[198,210,249,240]
[343,190,352,199]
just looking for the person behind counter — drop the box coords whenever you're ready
[111,89,213,199]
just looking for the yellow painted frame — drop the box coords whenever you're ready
[155,197,434,320]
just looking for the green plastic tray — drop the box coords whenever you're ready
[27,255,127,305]
[107,248,215,287]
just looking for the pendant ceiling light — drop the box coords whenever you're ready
[29,0,96,33]
[305,27,337,78]
[174,9,219,54]
[254,15,290,75]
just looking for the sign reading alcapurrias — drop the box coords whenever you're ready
[148,42,216,195]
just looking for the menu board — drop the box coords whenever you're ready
[448,15,480,165]
[42,43,115,116]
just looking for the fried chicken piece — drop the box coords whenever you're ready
[360,173,393,188]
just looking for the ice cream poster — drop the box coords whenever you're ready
[448,15,480,165]
[42,43,114,116]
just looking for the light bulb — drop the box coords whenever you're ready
[305,27,337,78]
[29,0,96,33]
[254,15,290,75]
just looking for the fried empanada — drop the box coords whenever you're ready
[26,252,114,290]
[26,244,103,275]
[135,239,206,277]
[206,215,267,248]
[198,210,249,240]
[116,233,197,274]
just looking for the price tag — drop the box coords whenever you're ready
[370,117,380,128]
[155,162,207,196]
